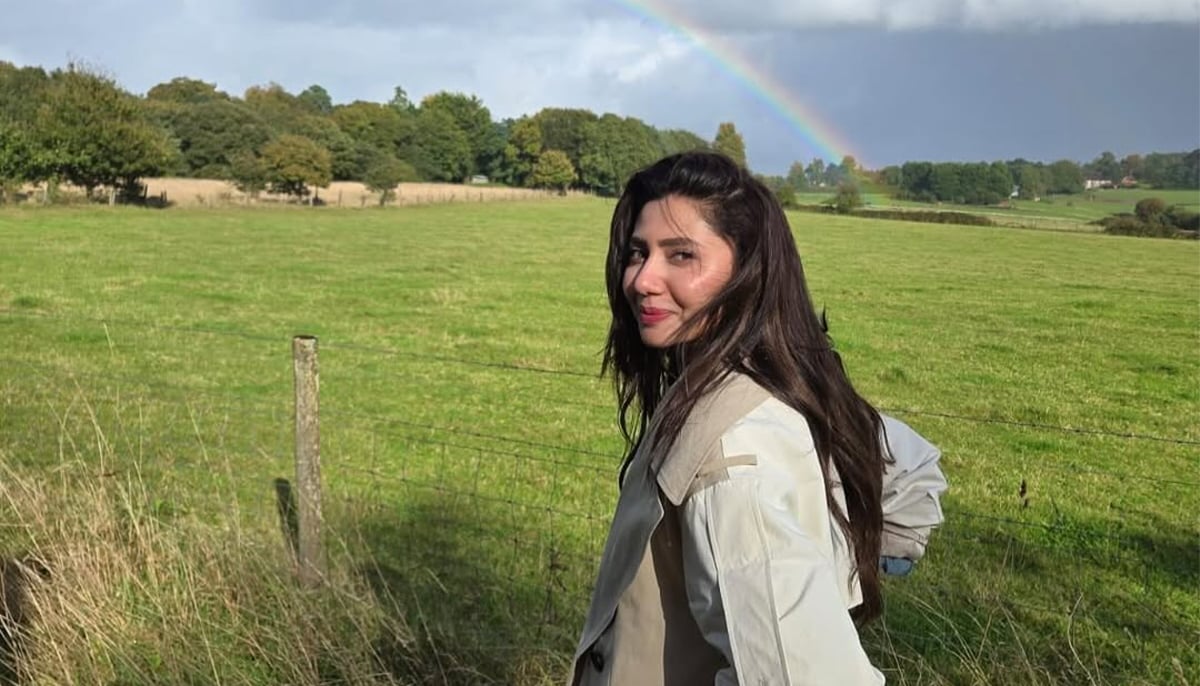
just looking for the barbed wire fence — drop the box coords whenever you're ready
[3,311,1197,676]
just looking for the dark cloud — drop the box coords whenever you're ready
[0,1,1195,173]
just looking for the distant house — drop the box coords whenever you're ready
[1084,178,1115,190]
[469,175,489,185]
[1010,184,1020,199]
[1120,176,1138,188]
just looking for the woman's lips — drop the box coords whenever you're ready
[639,307,671,325]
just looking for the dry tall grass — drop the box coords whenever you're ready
[142,179,572,209]
[0,459,419,685]
[6,179,578,209]
[0,391,1176,685]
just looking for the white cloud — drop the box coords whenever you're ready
[614,34,691,83]
[662,0,1200,30]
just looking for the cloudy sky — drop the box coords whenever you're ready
[1,0,1197,173]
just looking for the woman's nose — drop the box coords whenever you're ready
[632,259,664,295]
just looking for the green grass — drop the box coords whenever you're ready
[0,202,1197,684]
[797,186,1200,229]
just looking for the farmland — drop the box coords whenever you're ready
[0,200,1196,684]
[797,187,1200,230]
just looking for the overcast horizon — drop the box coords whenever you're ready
[1,0,1197,174]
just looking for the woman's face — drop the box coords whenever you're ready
[622,195,735,349]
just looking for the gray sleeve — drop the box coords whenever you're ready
[879,414,948,560]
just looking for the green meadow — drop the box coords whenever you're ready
[0,201,1196,684]
[797,187,1200,228]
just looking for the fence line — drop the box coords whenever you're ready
[6,352,1200,493]
[879,406,1200,446]
[945,512,1160,550]
[4,327,1193,678]
[337,464,608,525]
[319,406,617,459]
[336,425,614,476]
[6,309,1198,447]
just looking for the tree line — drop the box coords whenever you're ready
[761,152,1199,208]
[0,62,752,203]
[1,61,1196,206]
[875,152,1199,205]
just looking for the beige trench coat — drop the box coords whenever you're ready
[570,373,937,685]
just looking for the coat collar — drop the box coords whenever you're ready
[651,372,772,505]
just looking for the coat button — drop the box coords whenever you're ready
[589,648,605,671]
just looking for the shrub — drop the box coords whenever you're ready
[1096,206,1199,239]
[1134,197,1167,222]
[773,184,798,209]
[788,204,995,227]
[1164,206,1200,232]
[832,183,863,214]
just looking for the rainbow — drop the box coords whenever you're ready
[612,0,863,169]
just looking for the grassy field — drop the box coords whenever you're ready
[797,187,1200,229]
[0,201,1197,684]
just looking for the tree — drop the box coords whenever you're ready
[146,77,227,104]
[421,91,498,177]
[657,128,708,157]
[1013,163,1047,200]
[243,82,308,132]
[579,114,660,196]
[879,165,903,189]
[500,116,542,186]
[839,155,859,181]
[824,161,847,187]
[297,84,333,115]
[363,156,416,205]
[406,108,471,182]
[291,115,358,180]
[35,63,176,200]
[388,86,415,114]
[533,108,600,173]
[805,158,827,187]
[1089,151,1121,183]
[260,134,332,201]
[988,161,1014,199]
[0,62,50,123]
[0,121,45,202]
[529,149,576,193]
[931,163,964,203]
[1046,159,1083,194]
[786,161,809,190]
[1140,152,1197,189]
[1120,153,1143,181]
[331,100,414,154]
[229,151,267,199]
[160,99,272,178]
[1184,149,1200,189]
[712,122,747,168]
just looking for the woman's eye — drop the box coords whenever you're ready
[669,250,695,262]
[625,249,646,264]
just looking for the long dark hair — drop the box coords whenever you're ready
[601,151,888,623]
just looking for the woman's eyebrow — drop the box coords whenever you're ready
[628,236,696,248]
[657,237,696,248]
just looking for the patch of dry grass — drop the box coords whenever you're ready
[8,178,580,209]
[135,179,574,208]
[0,464,411,684]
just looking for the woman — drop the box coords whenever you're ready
[570,151,943,685]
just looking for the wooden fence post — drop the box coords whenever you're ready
[292,335,324,586]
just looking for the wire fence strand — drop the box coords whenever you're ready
[6,310,1199,446]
